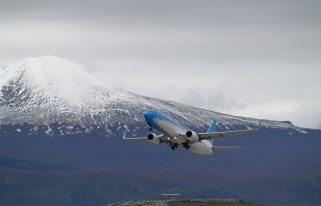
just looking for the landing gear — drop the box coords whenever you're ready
[168,141,190,151]
[169,143,179,151]
[182,141,190,150]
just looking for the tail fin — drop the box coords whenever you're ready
[207,120,217,133]
[207,120,217,145]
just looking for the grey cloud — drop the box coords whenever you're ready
[1,0,321,63]
[1,0,321,25]
[179,90,245,113]
[206,93,245,112]
[0,0,321,128]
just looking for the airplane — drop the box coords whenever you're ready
[123,110,261,155]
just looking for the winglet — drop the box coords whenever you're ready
[122,131,127,139]
[257,121,262,130]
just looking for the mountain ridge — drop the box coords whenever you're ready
[0,56,309,136]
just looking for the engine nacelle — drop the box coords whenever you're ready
[147,133,160,145]
[185,130,199,143]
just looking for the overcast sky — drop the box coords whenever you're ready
[1,0,321,129]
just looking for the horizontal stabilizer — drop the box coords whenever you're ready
[211,146,242,152]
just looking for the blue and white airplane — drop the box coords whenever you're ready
[123,111,261,155]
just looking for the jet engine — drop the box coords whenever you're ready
[147,133,160,145]
[185,130,199,143]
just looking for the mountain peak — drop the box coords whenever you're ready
[19,55,102,88]
[1,55,104,105]
[0,56,304,131]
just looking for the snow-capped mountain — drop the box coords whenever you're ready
[0,56,305,136]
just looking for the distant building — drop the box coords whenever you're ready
[161,193,181,200]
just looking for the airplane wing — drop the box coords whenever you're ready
[123,136,147,141]
[122,131,147,141]
[198,121,261,140]
[122,131,168,143]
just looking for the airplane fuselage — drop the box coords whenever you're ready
[124,110,258,155]
[144,111,213,155]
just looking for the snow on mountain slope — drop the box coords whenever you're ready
[0,55,105,105]
[0,56,305,134]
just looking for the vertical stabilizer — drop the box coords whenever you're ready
[207,120,217,133]
[207,120,217,145]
